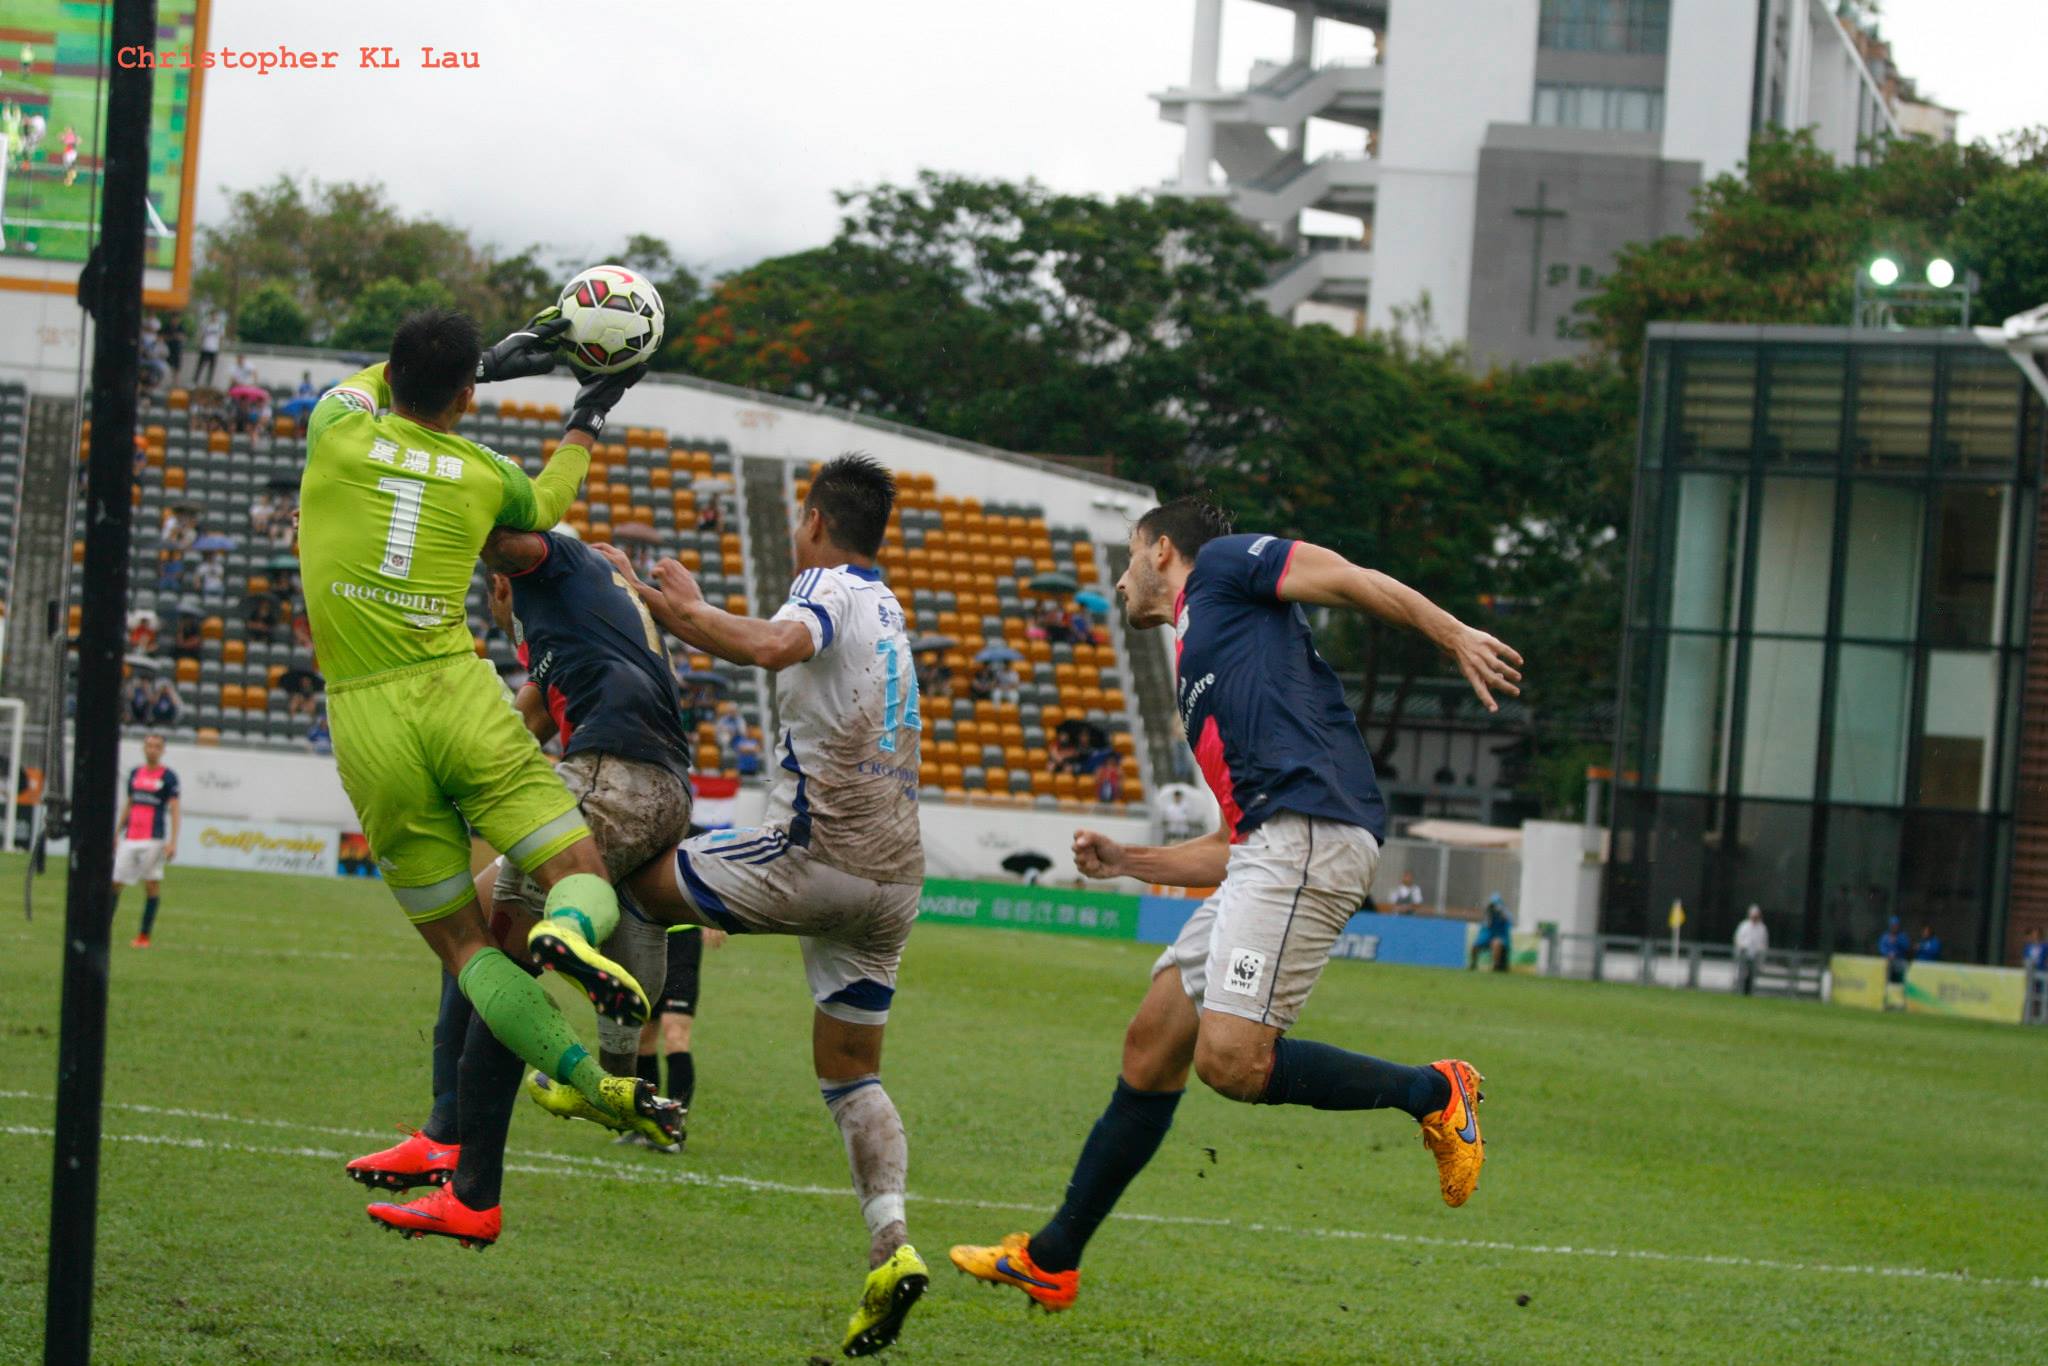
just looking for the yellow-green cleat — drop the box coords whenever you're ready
[526,914,651,1026]
[842,1244,928,1358]
[523,1071,684,1148]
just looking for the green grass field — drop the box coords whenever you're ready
[2,856,2044,1363]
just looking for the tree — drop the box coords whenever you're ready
[233,281,310,347]
[328,277,457,352]
[1954,171,2048,322]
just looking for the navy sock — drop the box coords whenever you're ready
[666,1051,695,1111]
[140,896,161,936]
[1258,1037,1449,1120]
[635,1052,660,1089]
[424,971,470,1145]
[1028,1079,1182,1274]
[451,1009,524,1211]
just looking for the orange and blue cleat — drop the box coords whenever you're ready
[345,1127,459,1193]
[1419,1058,1486,1207]
[948,1233,1080,1311]
[365,1183,500,1249]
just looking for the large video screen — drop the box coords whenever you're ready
[0,0,205,280]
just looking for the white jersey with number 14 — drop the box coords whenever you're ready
[765,563,924,885]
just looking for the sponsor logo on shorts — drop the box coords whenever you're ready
[1224,947,1266,996]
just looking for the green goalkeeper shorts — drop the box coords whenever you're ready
[328,654,590,924]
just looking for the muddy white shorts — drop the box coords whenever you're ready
[1152,812,1380,1031]
[663,825,919,1027]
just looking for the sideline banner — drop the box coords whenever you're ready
[918,879,1138,939]
[180,817,339,878]
[1828,954,1889,1011]
[1903,961,2026,1024]
[1139,896,1470,969]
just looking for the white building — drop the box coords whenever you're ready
[1156,0,1913,368]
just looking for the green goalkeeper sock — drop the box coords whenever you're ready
[457,946,606,1104]
[543,871,619,945]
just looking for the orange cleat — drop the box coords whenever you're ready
[346,1127,459,1192]
[129,933,151,948]
[1419,1059,1486,1207]
[948,1233,1080,1311]
[365,1184,500,1249]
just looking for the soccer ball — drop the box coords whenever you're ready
[556,264,664,374]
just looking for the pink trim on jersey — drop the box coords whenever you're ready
[1193,715,1243,842]
[1273,539,1301,596]
[125,766,168,840]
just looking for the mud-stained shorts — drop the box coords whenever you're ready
[1152,812,1380,1031]
[491,751,692,1053]
[659,825,919,1027]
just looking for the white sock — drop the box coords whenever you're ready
[820,1074,908,1255]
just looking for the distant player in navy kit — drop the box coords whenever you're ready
[952,495,1523,1310]
[116,732,181,948]
[348,524,694,1246]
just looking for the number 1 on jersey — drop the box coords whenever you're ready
[875,637,920,753]
[376,476,426,579]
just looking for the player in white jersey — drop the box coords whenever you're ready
[598,454,928,1359]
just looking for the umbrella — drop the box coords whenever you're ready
[610,523,661,545]
[1000,851,1053,878]
[269,552,299,570]
[911,635,957,654]
[974,643,1023,665]
[265,475,299,492]
[1075,590,1110,615]
[678,669,731,689]
[228,383,269,404]
[277,667,324,694]
[1027,571,1078,594]
[123,653,167,674]
[192,533,237,552]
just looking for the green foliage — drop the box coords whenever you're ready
[5,856,2045,1364]
[232,281,309,347]
[327,277,457,352]
[1583,129,2047,373]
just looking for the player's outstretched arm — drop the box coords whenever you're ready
[1074,827,1229,886]
[596,546,813,671]
[1277,541,1523,712]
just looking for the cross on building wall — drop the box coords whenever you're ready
[1513,180,1568,336]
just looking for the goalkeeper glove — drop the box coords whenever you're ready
[476,309,569,384]
[565,362,650,440]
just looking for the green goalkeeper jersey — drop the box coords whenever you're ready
[299,363,590,684]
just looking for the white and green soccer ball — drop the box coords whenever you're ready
[557,264,665,374]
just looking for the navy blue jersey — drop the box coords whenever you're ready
[1173,533,1387,843]
[122,765,180,840]
[506,534,692,782]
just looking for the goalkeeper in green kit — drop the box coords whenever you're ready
[299,307,680,1146]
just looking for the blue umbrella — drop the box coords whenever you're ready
[975,643,1023,665]
[679,668,731,689]
[192,534,237,552]
[1075,590,1110,615]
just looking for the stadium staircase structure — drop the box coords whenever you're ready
[1103,539,1190,790]
[3,390,65,774]
[741,455,797,736]
[789,462,1153,812]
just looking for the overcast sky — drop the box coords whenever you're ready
[191,0,2045,276]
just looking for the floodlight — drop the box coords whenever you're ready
[1926,258,1956,288]
[1868,257,1900,287]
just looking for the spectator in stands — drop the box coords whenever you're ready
[1066,605,1097,646]
[250,491,277,537]
[290,604,313,649]
[1733,904,1768,997]
[229,353,257,389]
[278,371,320,424]
[1033,598,1070,644]
[193,310,223,387]
[162,312,185,377]
[713,700,745,752]
[1914,924,1943,962]
[1160,786,1193,843]
[267,500,297,548]
[697,499,722,534]
[1878,916,1911,984]
[160,506,195,553]
[991,659,1020,705]
[2023,927,2047,973]
[1469,894,1513,972]
[916,655,949,699]
[243,591,281,639]
[193,552,225,596]
[132,432,148,476]
[734,729,763,776]
[971,661,999,702]
[1094,759,1123,804]
[170,613,201,657]
[148,678,183,725]
[127,609,158,654]
[128,678,154,725]
[304,700,331,754]
[286,674,323,721]
[157,552,186,594]
[1389,869,1427,914]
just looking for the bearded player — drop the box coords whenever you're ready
[951,495,1522,1310]
[596,455,929,1358]
[346,523,695,1245]
[299,307,677,1150]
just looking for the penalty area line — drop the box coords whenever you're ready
[0,1118,2040,1292]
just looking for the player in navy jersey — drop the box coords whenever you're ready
[953,495,1523,1311]
[349,525,692,1247]
[115,732,181,947]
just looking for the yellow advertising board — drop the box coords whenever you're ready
[1903,962,2027,1024]
[1828,954,1889,1011]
